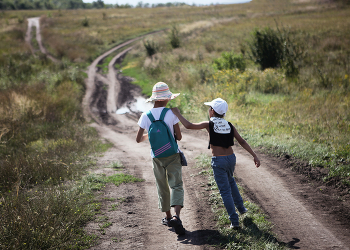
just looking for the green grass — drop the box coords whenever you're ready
[109,161,124,170]
[107,173,144,186]
[86,172,144,191]
[121,60,154,96]
[196,154,287,250]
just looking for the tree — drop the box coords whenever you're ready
[136,1,143,8]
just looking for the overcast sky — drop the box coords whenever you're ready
[83,0,250,7]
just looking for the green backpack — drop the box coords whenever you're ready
[147,108,178,158]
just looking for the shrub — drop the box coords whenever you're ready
[169,25,180,49]
[278,26,305,78]
[82,17,89,27]
[249,25,305,78]
[249,27,283,70]
[204,42,215,53]
[143,40,158,57]
[213,51,246,72]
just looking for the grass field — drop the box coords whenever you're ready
[0,0,349,248]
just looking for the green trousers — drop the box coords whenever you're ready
[152,153,184,212]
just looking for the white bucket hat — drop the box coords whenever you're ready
[146,82,180,103]
[204,98,228,116]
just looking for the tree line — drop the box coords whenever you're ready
[0,0,106,10]
[0,0,190,10]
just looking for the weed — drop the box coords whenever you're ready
[107,173,144,186]
[143,39,158,57]
[213,51,246,72]
[82,16,89,27]
[112,237,124,242]
[96,215,109,222]
[109,203,119,211]
[110,161,124,170]
[169,24,180,49]
[103,197,117,201]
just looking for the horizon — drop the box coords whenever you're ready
[82,0,250,7]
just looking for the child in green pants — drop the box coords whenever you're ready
[136,82,186,235]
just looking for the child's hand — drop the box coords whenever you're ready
[171,107,180,115]
[254,156,261,168]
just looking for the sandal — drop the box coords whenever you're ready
[161,217,172,227]
[169,215,186,235]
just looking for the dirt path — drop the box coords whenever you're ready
[25,17,58,62]
[27,19,350,249]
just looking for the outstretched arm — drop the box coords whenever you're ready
[136,127,148,143]
[171,107,209,130]
[233,126,261,168]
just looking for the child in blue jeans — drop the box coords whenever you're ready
[171,98,260,228]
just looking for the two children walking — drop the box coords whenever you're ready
[136,82,260,235]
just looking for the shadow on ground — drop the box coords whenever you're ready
[175,229,223,247]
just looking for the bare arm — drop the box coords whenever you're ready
[136,127,148,143]
[171,107,209,130]
[174,123,182,141]
[233,126,261,168]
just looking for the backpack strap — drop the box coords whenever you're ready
[146,108,169,122]
[159,108,169,121]
[146,111,155,122]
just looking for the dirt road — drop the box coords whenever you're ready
[27,18,350,249]
[26,17,58,62]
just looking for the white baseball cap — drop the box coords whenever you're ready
[204,98,228,115]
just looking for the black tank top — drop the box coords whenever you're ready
[208,120,234,149]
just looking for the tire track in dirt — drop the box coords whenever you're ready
[25,17,58,63]
[83,30,163,126]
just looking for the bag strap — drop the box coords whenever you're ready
[159,108,169,121]
[146,108,169,123]
[146,111,155,122]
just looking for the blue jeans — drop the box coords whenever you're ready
[211,154,245,226]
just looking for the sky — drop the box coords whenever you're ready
[83,0,250,7]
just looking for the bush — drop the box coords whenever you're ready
[169,25,180,49]
[213,51,246,72]
[82,17,89,27]
[143,40,158,57]
[249,27,283,70]
[249,25,305,78]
